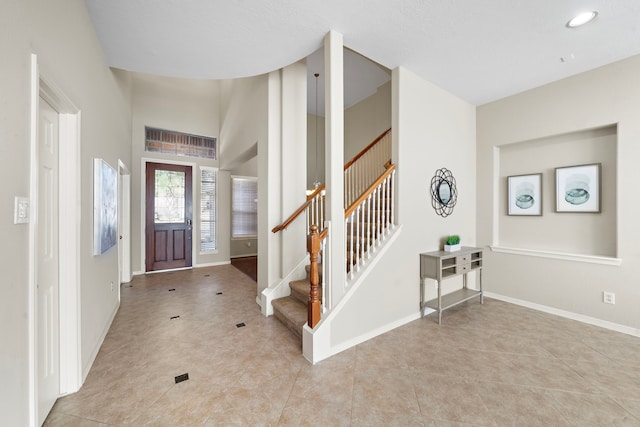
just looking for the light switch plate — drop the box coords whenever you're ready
[14,197,29,224]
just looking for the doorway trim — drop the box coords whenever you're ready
[118,160,132,287]
[140,157,197,274]
[29,54,82,426]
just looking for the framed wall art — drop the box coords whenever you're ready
[93,158,118,255]
[555,163,601,213]
[507,173,542,216]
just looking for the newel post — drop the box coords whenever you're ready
[307,225,322,328]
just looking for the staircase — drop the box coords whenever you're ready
[271,265,321,340]
[270,128,394,338]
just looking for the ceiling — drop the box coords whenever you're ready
[85,0,640,106]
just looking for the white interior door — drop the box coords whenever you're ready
[37,97,60,425]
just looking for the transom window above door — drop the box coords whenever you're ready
[145,127,216,160]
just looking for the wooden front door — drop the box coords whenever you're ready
[145,163,193,271]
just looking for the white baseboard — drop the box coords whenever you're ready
[307,311,422,364]
[261,255,309,316]
[132,261,231,276]
[484,292,640,338]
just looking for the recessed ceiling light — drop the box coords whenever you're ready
[567,11,598,28]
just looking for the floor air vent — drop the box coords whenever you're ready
[175,373,189,384]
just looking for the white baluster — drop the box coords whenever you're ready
[376,185,382,247]
[348,212,354,280]
[390,170,395,228]
[382,176,388,237]
[319,193,324,230]
[321,237,326,314]
[366,192,372,259]
[355,205,362,272]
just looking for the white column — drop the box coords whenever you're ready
[258,71,282,308]
[280,61,307,275]
[391,67,401,224]
[324,31,346,304]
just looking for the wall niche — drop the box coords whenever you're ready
[498,125,617,258]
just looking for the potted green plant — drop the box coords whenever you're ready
[444,235,461,252]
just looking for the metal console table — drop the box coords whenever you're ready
[420,246,483,324]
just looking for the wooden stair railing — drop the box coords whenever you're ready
[344,128,391,207]
[272,184,326,233]
[307,225,328,327]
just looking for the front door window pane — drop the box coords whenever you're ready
[155,170,185,223]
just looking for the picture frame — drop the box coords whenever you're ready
[555,163,601,213]
[507,173,542,216]
[93,158,118,255]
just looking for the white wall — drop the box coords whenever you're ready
[344,80,392,160]
[326,67,477,348]
[219,76,268,170]
[130,72,224,271]
[0,0,132,425]
[306,113,326,188]
[218,74,272,294]
[280,62,308,276]
[498,126,617,256]
[306,81,391,188]
[258,63,308,299]
[477,55,640,332]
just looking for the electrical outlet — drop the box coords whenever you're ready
[110,281,114,292]
[603,291,615,304]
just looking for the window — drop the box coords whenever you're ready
[145,127,216,160]
[154,170,186,223]
[200,168,217,252]
[231,176,258,239]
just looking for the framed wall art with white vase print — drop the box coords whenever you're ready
[555,163,601,213]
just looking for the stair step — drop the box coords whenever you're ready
[272,296,307,339]
[304,264,323,279]
[290,279,322,305]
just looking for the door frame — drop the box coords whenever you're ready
[140,157,196,274]
[29,54,82,427]
[118,160,132,286]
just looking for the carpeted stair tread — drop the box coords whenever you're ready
[304,264,322,279]
[272,296,306,339]
[290,279,322,305]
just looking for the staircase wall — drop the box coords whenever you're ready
[258,62,309,311]
[308,66,477,361]
[344,80,392,161]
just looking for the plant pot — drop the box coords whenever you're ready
[444,244,461,252]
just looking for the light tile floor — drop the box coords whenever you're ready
[45,264,640,426]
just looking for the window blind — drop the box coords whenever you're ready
[200,168,217,251]
[231,177,257,238]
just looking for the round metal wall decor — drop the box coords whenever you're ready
[430,168,457,217]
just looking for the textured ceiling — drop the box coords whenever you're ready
[85,0,640,105]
